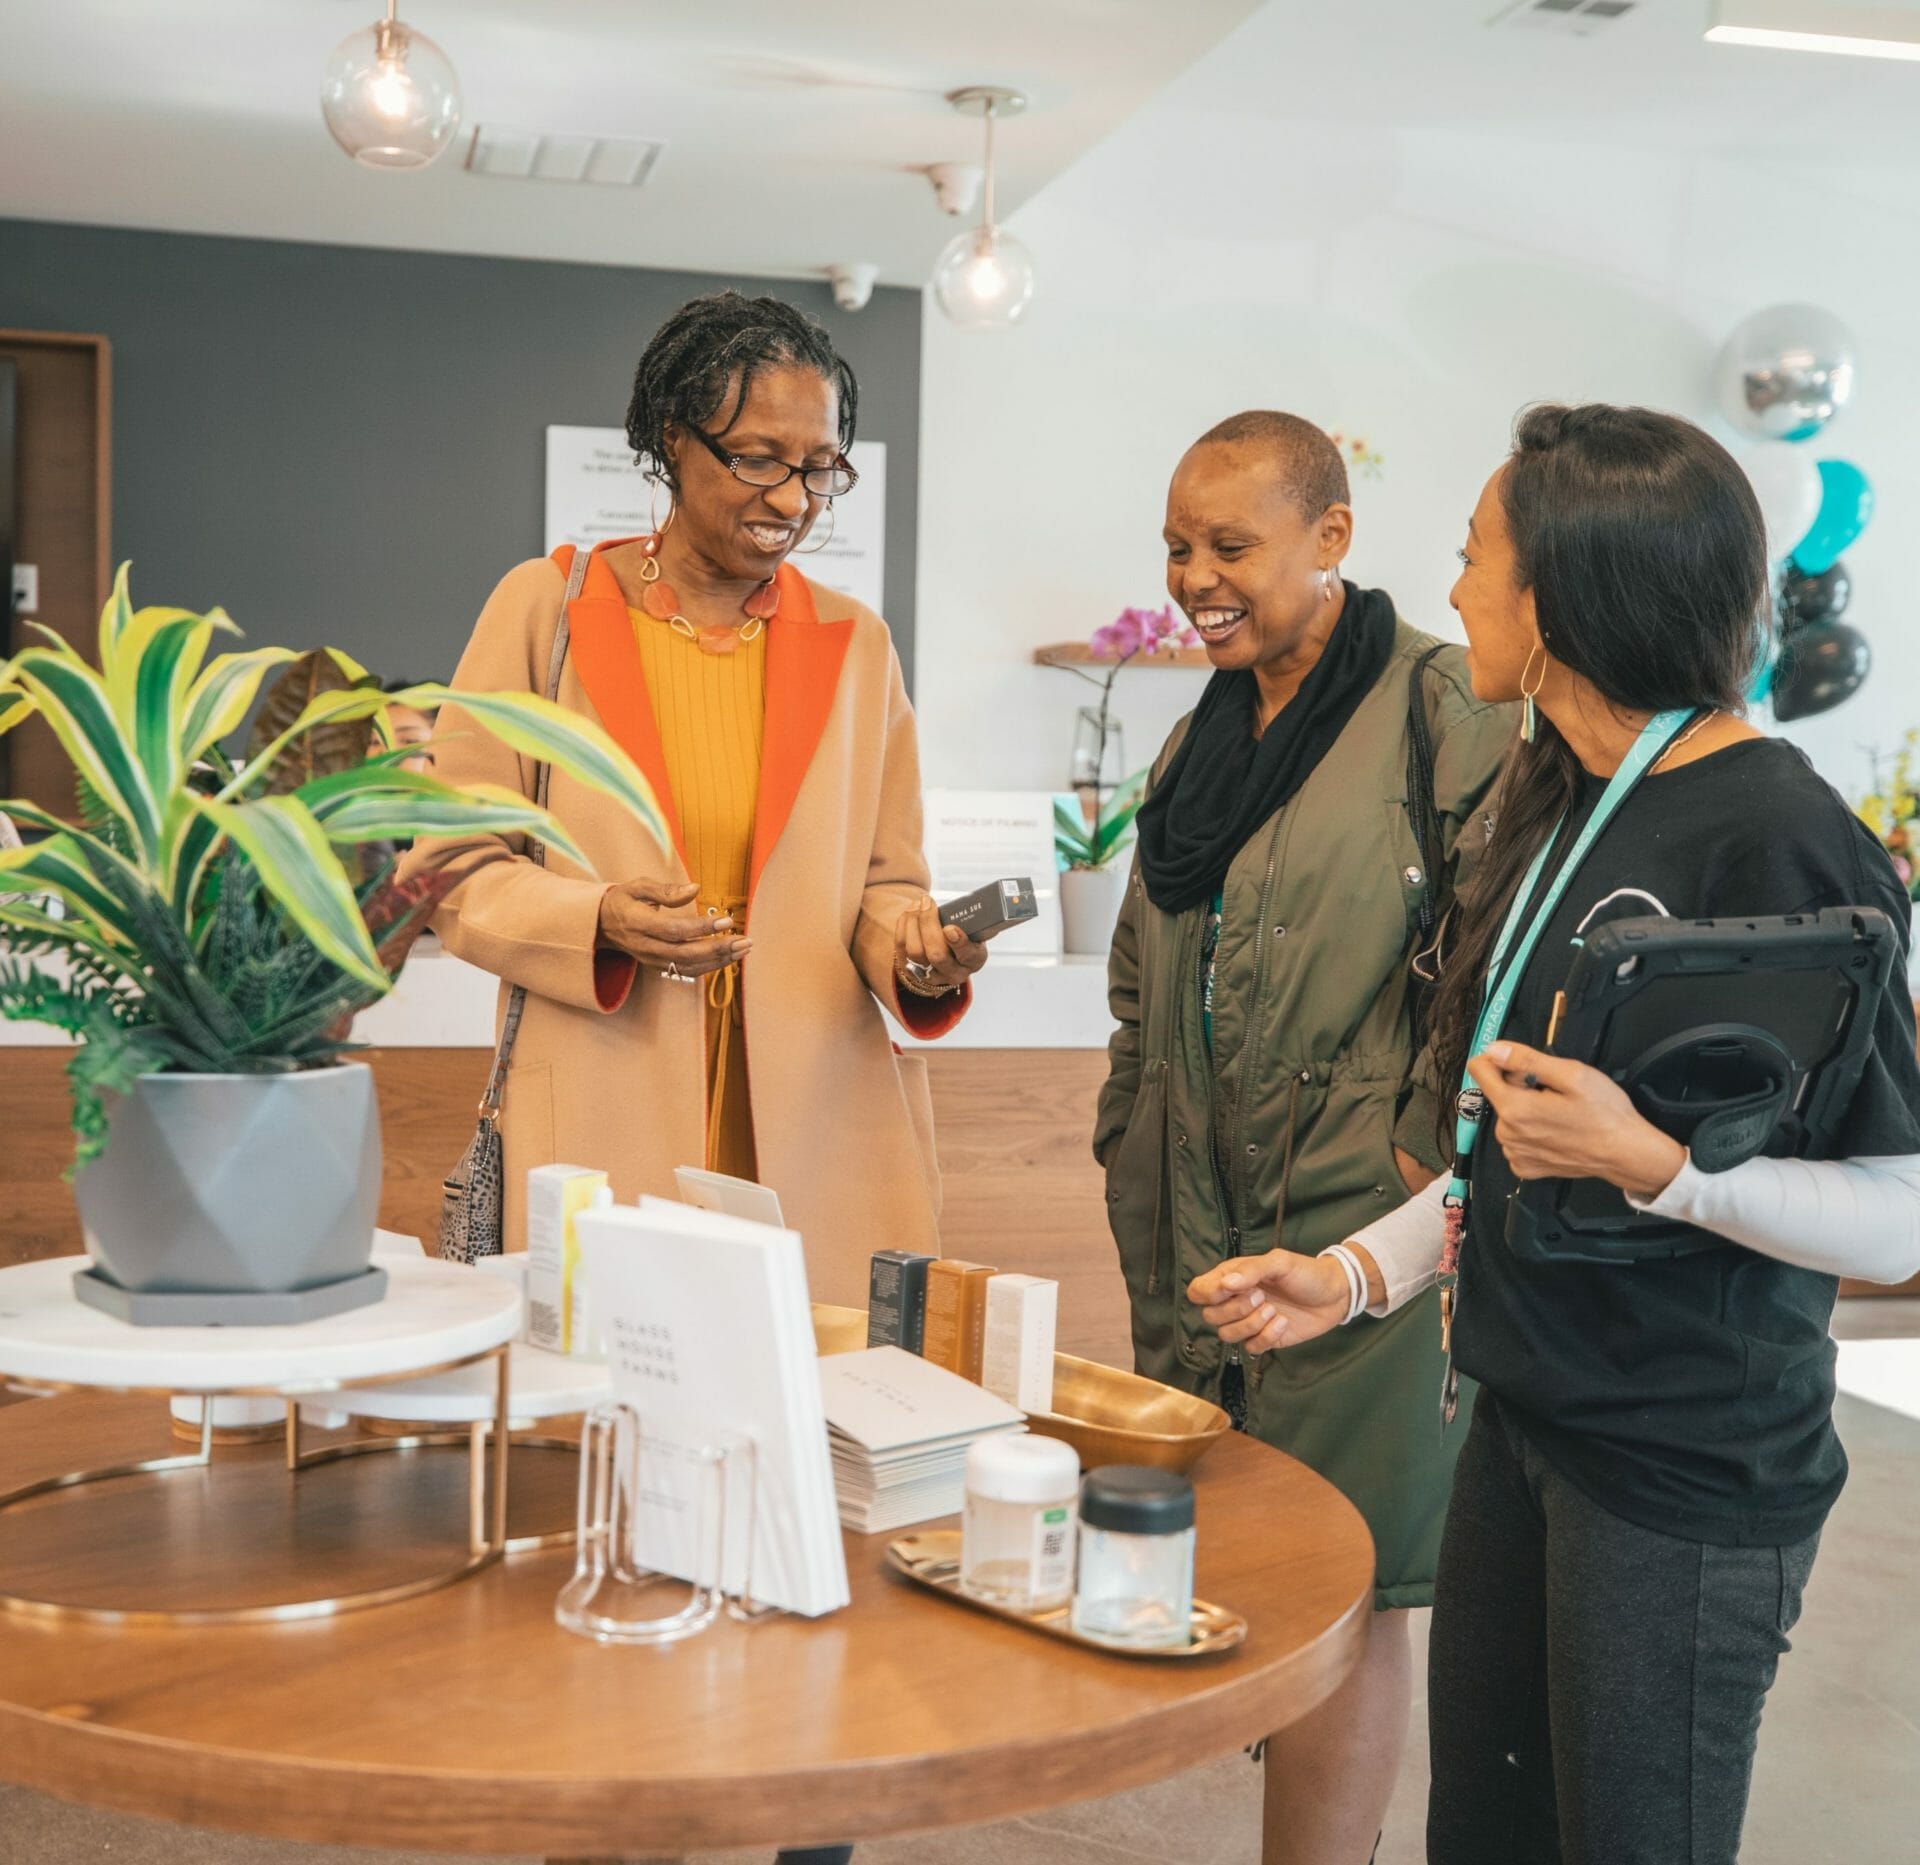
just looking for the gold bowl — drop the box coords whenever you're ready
[810,1303,870,1357]
[1025,1354,1231,1474]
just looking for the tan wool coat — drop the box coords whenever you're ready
[403,540,967,1307]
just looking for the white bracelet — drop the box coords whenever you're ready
[1324,1244,1368,1326]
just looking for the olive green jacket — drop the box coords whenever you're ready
[1094,621,1514,1602]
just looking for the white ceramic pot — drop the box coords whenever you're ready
[1061,864,1131,958]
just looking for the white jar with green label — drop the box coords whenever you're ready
[960,1435,1080,1611]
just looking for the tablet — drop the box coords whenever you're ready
[1504,907,1898,1266]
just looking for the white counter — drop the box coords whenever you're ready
[0,943,1117,1052]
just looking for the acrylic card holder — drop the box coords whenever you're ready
[555,1400,784,1645]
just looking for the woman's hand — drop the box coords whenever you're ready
[1466,1040,1685,1202]
[893,896,987,997]
[597,879,749,978]
[1186,1249,1354,1355]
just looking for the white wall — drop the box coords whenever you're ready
[913,16,1920,807]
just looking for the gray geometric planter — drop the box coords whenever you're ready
[72,1063,384,1325]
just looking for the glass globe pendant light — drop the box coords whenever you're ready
[933,87,1035,331]
[321,1,462,170]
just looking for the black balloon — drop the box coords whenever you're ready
[1781,558,1853,626]
[1771,619,1870,721]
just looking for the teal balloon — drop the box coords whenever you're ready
[1748,655,1776,706]
[1791,460,1874,575]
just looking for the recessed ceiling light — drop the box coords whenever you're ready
[1706,0,1920,62]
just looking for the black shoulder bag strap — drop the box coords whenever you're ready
[1403,645,1449,1050]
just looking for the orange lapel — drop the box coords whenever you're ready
[552,540,689,871]
[751,565,854,900]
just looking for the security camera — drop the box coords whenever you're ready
[926,161,983,218]
[828,262,878,312]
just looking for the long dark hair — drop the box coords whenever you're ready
[1428,404,1767,1143]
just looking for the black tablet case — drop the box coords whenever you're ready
[1504,908,1898,1265]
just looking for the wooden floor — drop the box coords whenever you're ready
[0,1046,1135,1367]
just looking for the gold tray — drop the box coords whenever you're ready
[810,1303,870,1357]
[886,1530,1246,1660]
[1025,1354,1232,1474]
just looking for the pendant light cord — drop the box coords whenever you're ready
[981,104,997,234]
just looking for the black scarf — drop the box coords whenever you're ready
[1136,582,1398,914]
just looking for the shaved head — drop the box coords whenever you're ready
[1193,410,1349,521]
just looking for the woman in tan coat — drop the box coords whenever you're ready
[406,293,985,1311]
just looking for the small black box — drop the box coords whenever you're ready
[937,877,1039,942]
[867,1249,935,1353]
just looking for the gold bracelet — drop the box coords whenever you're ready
[896,960,952,999]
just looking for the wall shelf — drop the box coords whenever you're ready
[1032,642,1211,670]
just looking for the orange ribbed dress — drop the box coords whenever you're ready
[628,610,765,1181]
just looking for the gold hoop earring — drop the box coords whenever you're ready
[1519,643,1547,743]
[647,474,676,539]
[795,502,837,555]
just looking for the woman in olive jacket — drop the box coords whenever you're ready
[1095,412,1513,1865]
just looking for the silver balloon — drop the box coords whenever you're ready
[1715,304,1856,443]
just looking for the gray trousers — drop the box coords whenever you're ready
[1427,1391,1819,1865]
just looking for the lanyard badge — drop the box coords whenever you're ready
[1435,707,1696,1428]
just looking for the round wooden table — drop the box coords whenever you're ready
[0,1390,1374,1857]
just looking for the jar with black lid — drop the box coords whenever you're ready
[1070,1465,1195,1649]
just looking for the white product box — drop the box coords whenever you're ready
[980,1273,1057,1414]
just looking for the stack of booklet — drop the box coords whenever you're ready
[818,1346,1027,1534]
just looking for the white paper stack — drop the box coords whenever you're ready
[819,1346,1027,1534]
[577,1195,850,1618]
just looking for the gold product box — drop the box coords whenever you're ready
[525,1164,610,1356]
[922,1259,997,1381]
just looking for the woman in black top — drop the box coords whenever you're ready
[1188,404,1920,1865]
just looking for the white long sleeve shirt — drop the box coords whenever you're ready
[1354,1154,1920,1318]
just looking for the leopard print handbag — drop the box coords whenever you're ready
[436,543,590,1262]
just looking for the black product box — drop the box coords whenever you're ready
[867,1249,935,1354]
[937,877,1039,942]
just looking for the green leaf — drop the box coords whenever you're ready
[95,561,137,671]
[0,690,35,739]
[5,646,163,859]
[121,609,229,810]
[303,774,590,865]
[183,645,300,762]
[1094,797,1143,862]
[193,794,387,994]
[392,686,670,855]
[1053,798,1094,866]
[0,832,139,944]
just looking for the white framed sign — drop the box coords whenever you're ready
[544,428,887,616]
[921,790,1062,957]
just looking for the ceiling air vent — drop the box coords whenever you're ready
[1488,0,1646,32]
[463,126,664,187]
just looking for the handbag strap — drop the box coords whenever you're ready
[478,542,592,1119]
[1404,645,1447,949]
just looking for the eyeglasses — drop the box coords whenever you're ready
[687,425,857,498]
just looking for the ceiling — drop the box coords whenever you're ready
[1193,0,1920,169]
[0,0,1263,285]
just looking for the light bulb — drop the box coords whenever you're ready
[367,61,414,123]
[934,225,1035,330]
[321,13,462,170]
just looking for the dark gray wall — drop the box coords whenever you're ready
[0,217,921,687]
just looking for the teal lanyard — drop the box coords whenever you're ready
[1441,708,1695,1233]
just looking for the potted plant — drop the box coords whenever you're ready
[0,568,666,1323]
[1855,729,1920,985]
[1055,769,1147,958]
